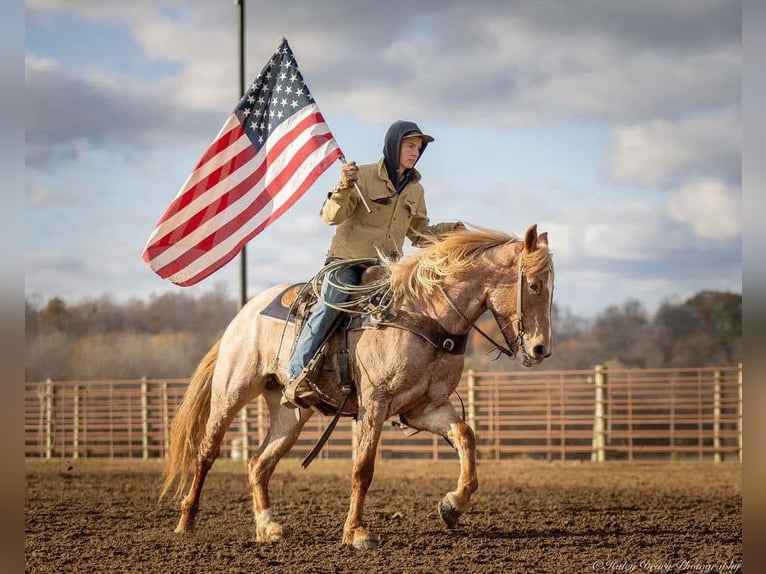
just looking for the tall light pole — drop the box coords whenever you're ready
[236,0,247,307]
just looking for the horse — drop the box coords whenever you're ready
[160,224,555,549]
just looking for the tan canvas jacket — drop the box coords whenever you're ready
[320,158,457,259]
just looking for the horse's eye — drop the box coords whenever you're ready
[529,282,540,294]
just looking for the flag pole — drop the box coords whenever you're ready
[339,156,372,214]
[237,0,247,307]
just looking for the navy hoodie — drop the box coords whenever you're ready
[382,120,432,194]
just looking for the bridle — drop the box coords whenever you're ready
[438,256,534,367]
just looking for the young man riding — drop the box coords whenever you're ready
[281,120,463,409]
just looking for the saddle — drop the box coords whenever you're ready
[260,283,313,323]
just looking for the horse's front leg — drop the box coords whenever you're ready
[343,398,387,549]
[402,403,478,529]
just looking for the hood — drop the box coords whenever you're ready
[382,120,434,192]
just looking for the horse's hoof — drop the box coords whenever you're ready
[173,518,193,534]
[353,534,380,550]
[347,527,380,550]
[438,497,461,529]
[256,522,284,543]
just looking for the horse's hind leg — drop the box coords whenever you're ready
[248,388,313,543]
[176,383,257,533]
[401,403,478,529]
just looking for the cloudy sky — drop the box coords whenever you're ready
[25,0,742,317]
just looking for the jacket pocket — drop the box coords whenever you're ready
[359,202,390,227]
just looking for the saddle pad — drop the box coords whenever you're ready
[259,283,307,323]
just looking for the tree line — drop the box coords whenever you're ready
[25,288,741,381]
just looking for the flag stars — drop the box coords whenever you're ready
[279,71,287,81]
[290,99,299,109]
[243,108,251,116]
[274,83,283,94]
[280,97,288,106]
[277,109,284,119]
[247,95,255,103]
[290,73,298,83]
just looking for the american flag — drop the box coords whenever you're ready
[142,37,342,286]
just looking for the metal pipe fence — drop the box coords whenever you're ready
[24,365,742,463]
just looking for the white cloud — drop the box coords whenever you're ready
[667,178,741,240]
[608,112,741,187]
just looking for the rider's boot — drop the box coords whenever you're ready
[281,367,319,409]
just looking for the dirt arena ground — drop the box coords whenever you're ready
[25,458,741,573]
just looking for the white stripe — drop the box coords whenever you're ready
[144,105,320,249]
[147,118,334,270]
[167,139,339,284]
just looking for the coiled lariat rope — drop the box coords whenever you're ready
[310,258,393,315]
[272,258,393,370]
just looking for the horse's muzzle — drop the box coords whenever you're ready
[532,344,550,360]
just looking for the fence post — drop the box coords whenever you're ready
[161,381,169,458]
[72,384,80,459]
[466,370,476,431]
[240,407,250,461]
[591,365,606,463]
[45,378,54,459]
[737,363,743,463]
[141,377,150,459]
[713,371,722,463]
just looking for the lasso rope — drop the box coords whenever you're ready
[310,258,393,315]
[271,258,393,370]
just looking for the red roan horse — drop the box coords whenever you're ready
[161,224,554,549]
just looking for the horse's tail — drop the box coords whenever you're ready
[160,338,221,501]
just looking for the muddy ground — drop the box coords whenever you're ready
[25,458,741,573]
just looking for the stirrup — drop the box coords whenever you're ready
[281,371,319,409]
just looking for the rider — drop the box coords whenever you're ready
[281,120,464,409]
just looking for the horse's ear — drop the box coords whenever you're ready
[523,224,538,252]
[538,232,548,249]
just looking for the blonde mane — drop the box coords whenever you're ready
[386,226,553,300]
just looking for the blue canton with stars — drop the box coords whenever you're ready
[234,38,316,152]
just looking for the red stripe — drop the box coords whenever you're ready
[173,146,342,286]
[151,132,336,279]
[145,113,330,259]
[193,116,243,170]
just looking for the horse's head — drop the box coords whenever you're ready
[486,224,554,367]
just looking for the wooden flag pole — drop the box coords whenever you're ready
[339,156,372,214]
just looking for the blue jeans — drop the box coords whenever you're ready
[287,260,365,379]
